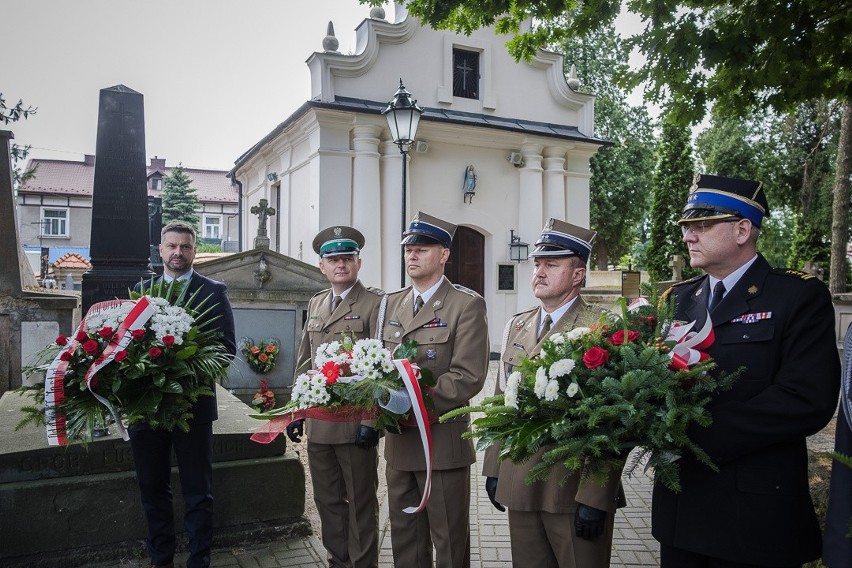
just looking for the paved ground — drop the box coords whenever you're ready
[113,451,660,568]
[108,362,662,567]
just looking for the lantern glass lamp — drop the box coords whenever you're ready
[383,79,423,147]
[509,230,529,262]
[383,79,424,286]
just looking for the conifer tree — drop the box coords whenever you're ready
[647,117,695,282]
[161,164,200,235]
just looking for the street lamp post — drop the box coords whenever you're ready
[382,79,423,287]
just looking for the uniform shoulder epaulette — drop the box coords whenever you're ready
[311,288,331,300]
[387,286,411,297]
[452,283,482,298]
[365,286,386,296]
[512,305,539,319]
[660,275,703,302]
[772,268,817,280]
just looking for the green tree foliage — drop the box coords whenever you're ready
[563,26,657,270]
[696,104,841,271]
[161,165,200,234]
[647,117,695,282]
[374,0,851,122]
[1,93,38,185]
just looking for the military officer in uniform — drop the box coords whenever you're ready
[652,174,840,568]
[482,219,626,568]
[382,212,489,568]
[287,226,385,568]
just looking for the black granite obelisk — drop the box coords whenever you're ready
[82,85,154,313]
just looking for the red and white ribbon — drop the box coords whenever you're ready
[667,312,715,370]
[250,357,433,513]
[82,296,157,441]
[392,358,433,513]
[44,297,157,445]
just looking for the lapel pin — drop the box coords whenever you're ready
[748,285,758,295]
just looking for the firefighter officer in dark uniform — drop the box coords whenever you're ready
[652,174,840,568]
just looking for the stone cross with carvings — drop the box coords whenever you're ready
[250,199,276,239]
[669,254,685,281]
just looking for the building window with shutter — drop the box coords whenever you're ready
[453,48,479,99]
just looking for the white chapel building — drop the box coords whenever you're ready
[229,5,604,352]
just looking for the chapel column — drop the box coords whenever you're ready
[517,143,544,309]
[352,124,383,286]
[543,146,568,220]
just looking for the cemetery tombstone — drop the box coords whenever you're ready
[82,85,154,313]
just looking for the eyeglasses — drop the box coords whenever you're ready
[680,219,739,237]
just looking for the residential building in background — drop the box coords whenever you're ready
[16,155,238,279]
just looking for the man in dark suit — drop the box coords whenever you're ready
[130,221,236,568]
[652,175,839,568]
[482,219,626,568]
[287,226,384,568]
[381,212,490,568]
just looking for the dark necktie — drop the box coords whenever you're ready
[331,295,342,315]
[414,295,424,316]
[538,314,552,342]
[709,281,726,312]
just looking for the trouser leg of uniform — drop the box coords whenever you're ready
[416,467,470,568]
[173,421,214,568]
[387,465,433,568]
[336,443,379,568]
[309,441,350,566]
[564,506,615,568]
[129,428,176,567]
[508,509,560,568]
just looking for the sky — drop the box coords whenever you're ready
[3,1,649,172]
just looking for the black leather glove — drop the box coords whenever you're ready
[354,425,380,449]
[575,503,607,540]
[286,419,305,443]
[484,477,505,512]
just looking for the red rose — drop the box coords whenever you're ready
[97,327,114,339]
[162,335,175,346]
[114,350,128,362]
[82,340,100,354]
[75,330,88,342]
[265,345,277,353]
[609,330,641,346]
[56,336,68,346]
[321,361,340,385]
[148,347,163,359]
[582,346,610,369]
[131,329,146,341]
[60,351,73,362]
[89,377,99,389]
[258,353,268,363]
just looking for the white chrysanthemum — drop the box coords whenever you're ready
[534,367,548,398]
[566,382,580,398]
[507,371,522,390]
[504,388,519,409]
[549,358,576,378]
[549,332,565,345]
[567,327,591,341]
[567,327,590,341]
[291,373,314,407]
[149,305,194,344]
[544,379,560,401]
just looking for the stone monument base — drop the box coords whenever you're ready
[0,386,307,567]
